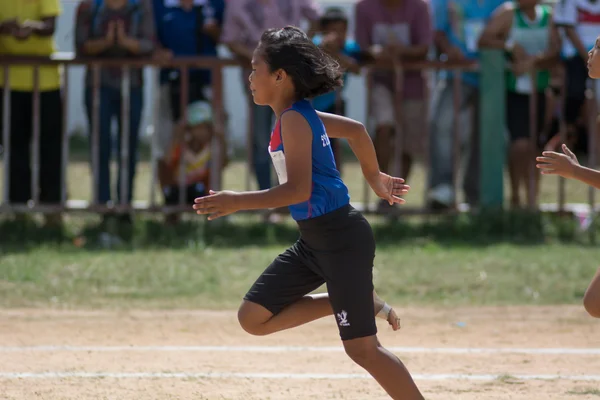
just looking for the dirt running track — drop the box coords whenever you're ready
[2,306,600,399]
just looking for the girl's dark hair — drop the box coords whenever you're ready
[258,26,343,99]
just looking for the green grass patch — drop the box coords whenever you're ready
[1,138,599,309]
[0,212,598,309]
[566,388,600,396]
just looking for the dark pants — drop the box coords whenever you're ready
[85,86,143,205]
[506,91,547,147]
[0,89,63,204]
[428,79,480,205]
[564,56,587,125]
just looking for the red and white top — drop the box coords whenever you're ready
[554,0,600,57]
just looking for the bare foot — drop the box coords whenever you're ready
[373,291,401,331]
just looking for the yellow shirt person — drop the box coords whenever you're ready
[0,0,61,91]
[0,0,64,216]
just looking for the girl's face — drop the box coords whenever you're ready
[588,37,600,79]
[248,47,279,106]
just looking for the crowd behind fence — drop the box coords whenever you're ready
[0,0,599,224]
[1,53,596,218]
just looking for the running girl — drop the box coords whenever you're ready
[536,35,600,318]
[193,26,424,399]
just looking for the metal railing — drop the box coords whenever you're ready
[0,53,596,216]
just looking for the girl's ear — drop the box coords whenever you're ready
[275,68,287,82]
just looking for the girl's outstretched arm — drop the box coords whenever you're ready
[193,110,312,220]
[537,144,600,190]
[316,111,410,205]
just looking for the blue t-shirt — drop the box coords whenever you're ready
[432,0,504,86]
[153,0,225,85]
[268,100,350,221]
[311,36,362,111]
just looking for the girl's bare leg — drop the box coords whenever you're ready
[343,335,424,400]
[238,291,399,336]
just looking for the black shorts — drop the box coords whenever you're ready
[243,204,377,341]
[506,91,546,146]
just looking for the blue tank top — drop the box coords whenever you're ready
[268,99,350,221]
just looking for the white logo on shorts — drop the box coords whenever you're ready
[337,310,350,327]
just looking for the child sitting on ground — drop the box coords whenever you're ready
[159,100,227,223]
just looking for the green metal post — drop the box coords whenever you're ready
[479,49,506,208]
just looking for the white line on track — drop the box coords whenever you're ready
[1,372,600,381]
[1,346,600,355]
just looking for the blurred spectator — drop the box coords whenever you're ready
[0,0,63,226]
[355,0,432,210]
[312,7,366,174]
[221,0,321,192]
[159,100,227,224]
[478,0,560,207]
[553,0,600,154]
[545,66,589,155]
[541,66,564,151]
[428,0,504,210]
[152,0,225,208]
[75,0,155,223]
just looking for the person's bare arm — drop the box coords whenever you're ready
[433,31,452,54]
[82,38,114,55]
[229,111,313,210]
[226,42,254,63]
[337,52,361,74]
[564,26,589,61]
[117,2,155,55]
[534,19,561,69]
[18,16,57,37]
[570,166,600,189]
[537,144,600,189]
[398,45,429,60]
[478,4,513,49]
[368,42,428,62]
[75,2,114,55]
[203,0,225,42]
[434,31,466,60]
[317,111,380,182]
[322,48,361,74]
[401,0,432,61]
[316,111,409,204]
[193,112,313,219]
[203,24,221,42]
[0,18,18,34]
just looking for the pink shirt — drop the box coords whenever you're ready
[355,0,433,99]
[221,0,320,51]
